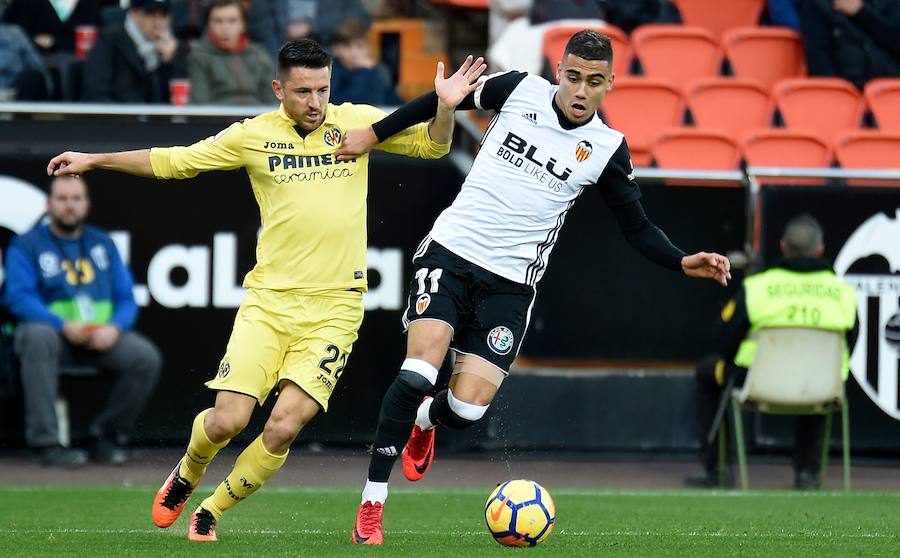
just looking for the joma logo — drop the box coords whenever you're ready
[264,141,295,149]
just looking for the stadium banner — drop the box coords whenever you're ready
[756,184,900,450]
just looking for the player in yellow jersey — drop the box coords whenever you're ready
[46,38,487,542]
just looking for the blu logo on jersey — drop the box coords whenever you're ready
[499,132,572,181]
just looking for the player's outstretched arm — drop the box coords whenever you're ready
[335,55,486,160]
[681,252,732,286]
[47,150,154,178]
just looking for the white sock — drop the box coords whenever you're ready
[415,398,435,431]
[361,480,388,504]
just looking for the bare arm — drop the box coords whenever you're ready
[426,97,455,145]
[47,149,154,178]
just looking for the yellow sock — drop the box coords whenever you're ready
[201,434,289,519]
[178,409,230,485]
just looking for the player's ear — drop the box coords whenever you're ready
[607,72,614,93]
[272,79,284,101]
[555,61,561,85]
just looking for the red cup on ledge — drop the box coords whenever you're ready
[169,78,191,106]
[74,25,98,60]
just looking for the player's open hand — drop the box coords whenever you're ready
[435,55,487,110]
[681,252,732,286]
[335,128,378,161]
[47,151,94,177]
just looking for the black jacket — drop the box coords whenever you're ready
[81,24,187,103]
[1,0,101,54]
[800,0,900,89]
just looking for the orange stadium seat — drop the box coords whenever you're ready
[630,25,721,91]
[674,0,765,38]
[723,27,806,90]
[774,78,864,142]
[543,24,630,77]
[652,129,741,170]
[865,79,900,130]
[601,78,685,167]
[834,131,900,169]
[743,130,832,167]
[687,78,772,138]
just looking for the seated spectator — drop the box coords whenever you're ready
[4,176,161,467]
[187,0,275,105]
[329,17,403,106]
[768,0,801,30]
[603,0,680,33]
[800,0,900,89]
[1,0,101,55]
[171,0,206,42]
[248,0,371,57]
[0,23,52,100]
[684,215,858,490]
[82,0,187,103]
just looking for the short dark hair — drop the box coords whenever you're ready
[782,213,824,258]
[49,175,88,197]
[206,0,247,24]
[563,29,613,65]
[277,39,331,79]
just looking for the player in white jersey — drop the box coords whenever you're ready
[341,30,733,544]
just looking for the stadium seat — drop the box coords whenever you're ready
[630,25,721,91]
[723,27,806,90]
[674,0,765,39]
[774,78,864,141]
[652,129,741,170]
[543,24,630,77]
[742,129,832,167]
[864,79,900,130]
[834,131,900,169]
[601,78,685,167]
[687,78,772,139]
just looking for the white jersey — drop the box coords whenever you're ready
[429,73,637,286]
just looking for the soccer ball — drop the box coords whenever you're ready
[484,479,555,547]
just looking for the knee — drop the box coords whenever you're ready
[135,338,163,384]
[695,355,723,386]
[396,360,439,393]
[263,409,306,448]
[15,323,61,356]
[206,408,251,440]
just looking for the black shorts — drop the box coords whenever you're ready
[402,239,536,373]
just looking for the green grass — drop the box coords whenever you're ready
[1,487,898,557]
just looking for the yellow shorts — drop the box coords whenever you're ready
[206,288,364,411]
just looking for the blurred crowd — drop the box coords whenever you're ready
[0,1,897,106]
[0,0,404,104]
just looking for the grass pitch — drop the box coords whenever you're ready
[0,487,897,557]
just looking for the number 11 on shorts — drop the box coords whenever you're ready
[415,268,443,294]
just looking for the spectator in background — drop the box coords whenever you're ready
[171,0,207,42]
[800,0,900,89]
[330,17,402,105]
[82,0,187,103]
[0,23,53,100]
[685,215,858,490]
[603,0,680,33]
[4,176,161,467]
[248,0,371,57]
[188,0,275,105]
[529,0,603,23]
[768,0,801,30]
[1,0,101,55]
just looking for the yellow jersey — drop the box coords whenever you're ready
[150,103,449,292]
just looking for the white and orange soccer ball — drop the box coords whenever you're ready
[484,479,556,547]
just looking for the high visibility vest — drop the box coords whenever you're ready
[734,268,857,379]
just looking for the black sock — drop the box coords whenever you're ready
[367,370,432,482]
[429,389,479,430]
